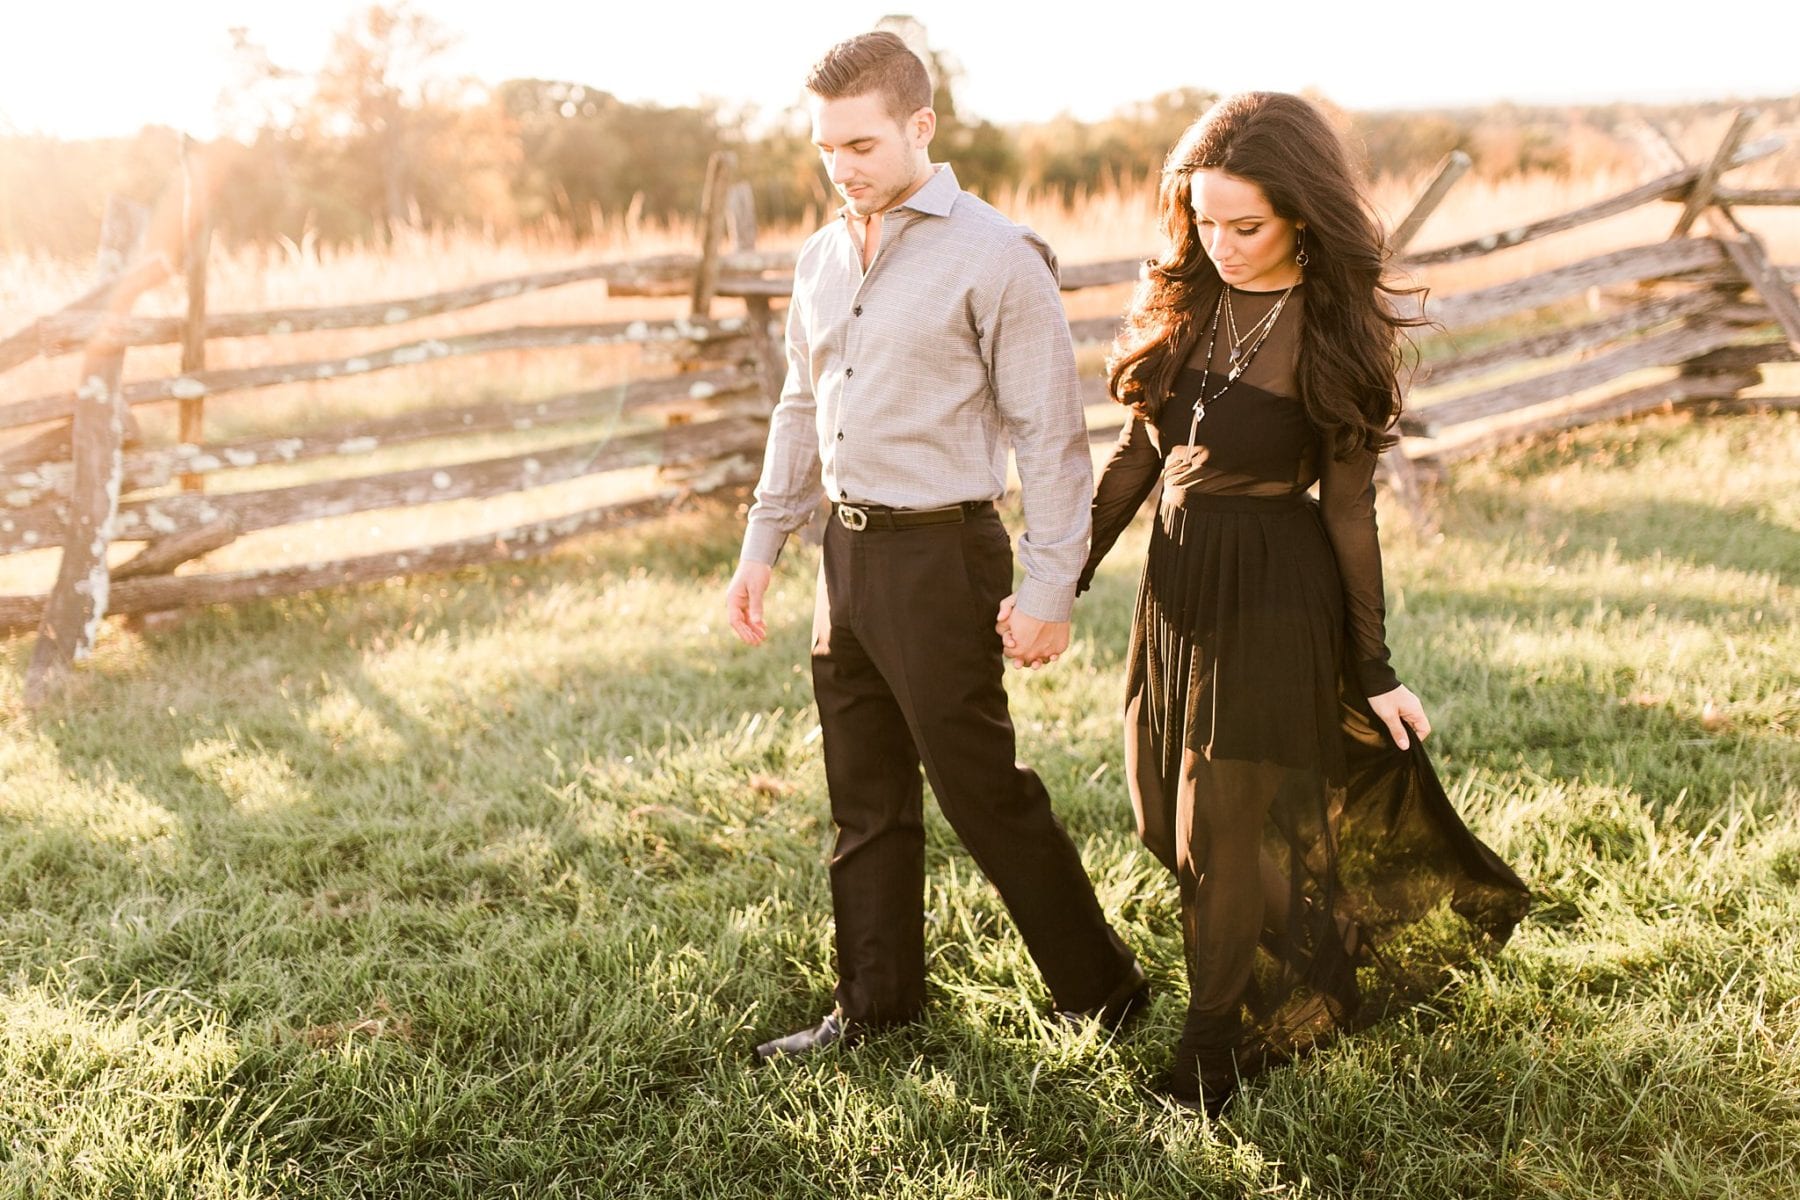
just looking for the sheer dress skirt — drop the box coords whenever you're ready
[1124,484,1529,1056]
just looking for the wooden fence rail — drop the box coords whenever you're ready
[3,111,1797,703]
[0,319,754,435]
[0,252,798,371]
[0,368,758,506]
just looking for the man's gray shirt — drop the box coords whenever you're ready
[740,163,1093,622]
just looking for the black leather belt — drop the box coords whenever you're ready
[834,500,992,531]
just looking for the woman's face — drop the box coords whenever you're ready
[1189,169,1304,292]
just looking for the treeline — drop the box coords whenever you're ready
[1,3,1794,260]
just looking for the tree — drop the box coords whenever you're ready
[497,80,723,235]
[300,2,498,241]
[1013,88,1218,203]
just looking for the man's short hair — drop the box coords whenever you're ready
[805,31,932,124]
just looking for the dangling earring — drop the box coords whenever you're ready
[1294,227,1310,268]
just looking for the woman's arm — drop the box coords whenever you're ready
[1318,440,1432,746]
[1077,412,1163,593]
[1317,440,1400,698]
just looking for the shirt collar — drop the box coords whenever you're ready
[837,162,961,224]
[897,163,960,216]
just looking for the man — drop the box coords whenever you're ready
[725,30,1145,1059]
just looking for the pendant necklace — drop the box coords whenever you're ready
[1223,285,1292,367]
[1186,282,1293,448]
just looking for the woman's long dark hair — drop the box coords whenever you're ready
[1108,92,1425,457]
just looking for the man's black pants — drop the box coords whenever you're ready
[810,504,1136,1027]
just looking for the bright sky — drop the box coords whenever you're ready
[2,0,1796,140]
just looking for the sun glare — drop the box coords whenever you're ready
[2,2,1796,142]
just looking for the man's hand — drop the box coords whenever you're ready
[726,560,774,646]
[995,593,1069,669]
[1368,684,1430,750]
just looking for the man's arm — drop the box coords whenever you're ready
[742,284,824,569]
[978,231,1092,665]
[727,280,822,647]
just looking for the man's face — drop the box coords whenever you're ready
[809,91,932,217]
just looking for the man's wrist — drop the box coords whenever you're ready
[1013,577,1075,624]
[740,524,785,570]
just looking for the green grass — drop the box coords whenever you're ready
[2,410,1797,1198]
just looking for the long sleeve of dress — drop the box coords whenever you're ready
[1077,412,1163,594]
[1317,442,1401,697]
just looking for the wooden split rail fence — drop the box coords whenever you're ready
[3,114,1797,703]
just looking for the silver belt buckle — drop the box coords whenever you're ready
[837,503,869,531]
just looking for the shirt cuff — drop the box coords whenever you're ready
[740,522,788,569]
[1357,656,1401,698]
[1014,577,1075,624]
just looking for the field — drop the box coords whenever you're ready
[1,406,1797,1197]
[2,142,1800,1196]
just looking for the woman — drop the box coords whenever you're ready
[1070,93,1529,1115]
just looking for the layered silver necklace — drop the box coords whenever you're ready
[1225,286,1291,366]
[1185,280,1299,448]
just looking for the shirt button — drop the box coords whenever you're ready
[845,367,854,377]
[836,432,844,441]
[853,305,863,316]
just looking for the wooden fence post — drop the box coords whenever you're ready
[25,198,149,704]
[1624,118,1688,176]
[179,134,213,492]
[1693,116,1800,353]
[0,209,153,469]
[729,180,785,409]
[691,151,736,319]
[1671,109,1756,239]
[1388,150,1471,256]
[1710,211,1800,352]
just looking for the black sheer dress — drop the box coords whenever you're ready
[1080,284,1529,1086]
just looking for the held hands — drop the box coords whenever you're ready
[725,560,773,646]
[994,593,1069,669]
[1368,684,1431,750]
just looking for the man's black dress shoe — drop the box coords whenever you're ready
[1051,962,1151,1033]
[754,1012,851,1061]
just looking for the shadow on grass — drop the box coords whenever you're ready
[0,504,832,957]
[5,506,767,811]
